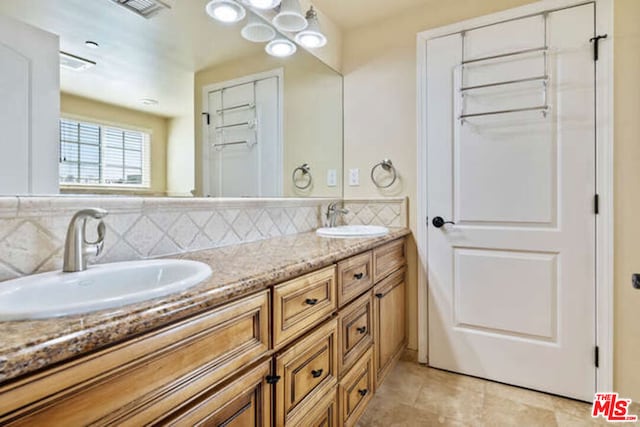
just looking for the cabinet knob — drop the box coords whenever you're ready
[266,375,281,384]
[311,369,324,378]
[354,272,364,280]
[356,326,367,334]
[305,298,319,305]
[358,389,368,397]
[375,293,384,299]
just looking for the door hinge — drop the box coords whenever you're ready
[594,194,600,215]
[589,34,608,61]
[202,112,210,125]
[595,346,600,368]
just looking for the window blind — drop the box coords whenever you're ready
[59,118,151,188]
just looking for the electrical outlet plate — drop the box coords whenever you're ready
[349,168,359,186]
[327,169,337,187]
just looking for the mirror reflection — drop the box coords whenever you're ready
[0,0,343,197]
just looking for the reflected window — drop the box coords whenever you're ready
[59,118,150,188]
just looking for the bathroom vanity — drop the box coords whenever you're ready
[0,230,408,426]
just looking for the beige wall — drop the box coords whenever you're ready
[194,51,343,198]
[167,114,195,197]
[342,0,640,399]
[60,93,169,195]
[613,0,640,402]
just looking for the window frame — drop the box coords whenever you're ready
[59,115,152,190]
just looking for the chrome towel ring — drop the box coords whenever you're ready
[293,163,312,190]
[371,159,397,188]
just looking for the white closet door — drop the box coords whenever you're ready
[206,76,280,197]
[426,4,596,400]
[0,14,59,195]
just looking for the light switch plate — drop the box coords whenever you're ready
[349,168,359,186]
[327,169,337,187]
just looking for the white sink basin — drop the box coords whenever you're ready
[316,225,389,238]
[0,260,212,321]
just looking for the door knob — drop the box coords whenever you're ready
[432,216,455,228]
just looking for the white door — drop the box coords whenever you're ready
[204,76,281,197]
[426,4,596,401]
[0,14,59,195]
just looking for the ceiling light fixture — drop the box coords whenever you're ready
[206,1,329,58]
[245,0,281,10]
[272,0,307,32]
[294,6,326,48]
[206,0,246,23]
[265,38,297,57]
[241,14,276,42]
[85,40,100,49]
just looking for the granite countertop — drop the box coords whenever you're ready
[0,228,410,385]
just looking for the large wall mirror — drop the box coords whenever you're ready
[0,0,343,198]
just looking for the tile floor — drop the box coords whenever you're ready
[358,356,639,426]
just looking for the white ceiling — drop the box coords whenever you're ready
[0,0,265,117]
[311,0,431,30]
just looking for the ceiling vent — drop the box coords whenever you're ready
[109,0,171,18]
[59,52,96,71]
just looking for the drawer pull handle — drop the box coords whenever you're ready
[311,369,324,378]
[266,375,281,384]
[305,298,319,305]
[354,272,364,280]
[358,389,368,397]
[357,326,367,334]
[375,293,384,299]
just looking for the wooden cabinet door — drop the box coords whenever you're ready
[273,266,337,348]
[372,239,406,283]
[338,348,374,427]
[158,360,272,427]
[275,319,338,426]
[0,291,270,426]
[373,267,406,386]
[336,251,373,308]
[287,387,338,427]
[337,292,373,375]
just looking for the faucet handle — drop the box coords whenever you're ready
[84,220,106,257]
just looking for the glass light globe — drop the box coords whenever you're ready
[265,38,297,57]
[206,0,246,23]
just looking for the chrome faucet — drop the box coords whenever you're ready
[325,202,349,227]
[63,208,108,273]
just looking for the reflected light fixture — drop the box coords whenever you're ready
[265,38,297,57]
[241,13,276,42]
[294,6,326,48]
[272,0,307,32]
[245,0,281,9]
[140,98,159,106]
[206,0,246,23]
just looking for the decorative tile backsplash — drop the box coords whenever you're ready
[342,198,407,227]
[0,196,407,282]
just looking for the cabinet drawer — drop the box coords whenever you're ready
[288,387,338,427]
[157,360,272,426]
[273,265,337,348]
[337,251,373,307]
[339,348,374,427]
[337,292,373,376]
[0,291,271,426]
[372,238,406,282]
[275,319,338,426]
